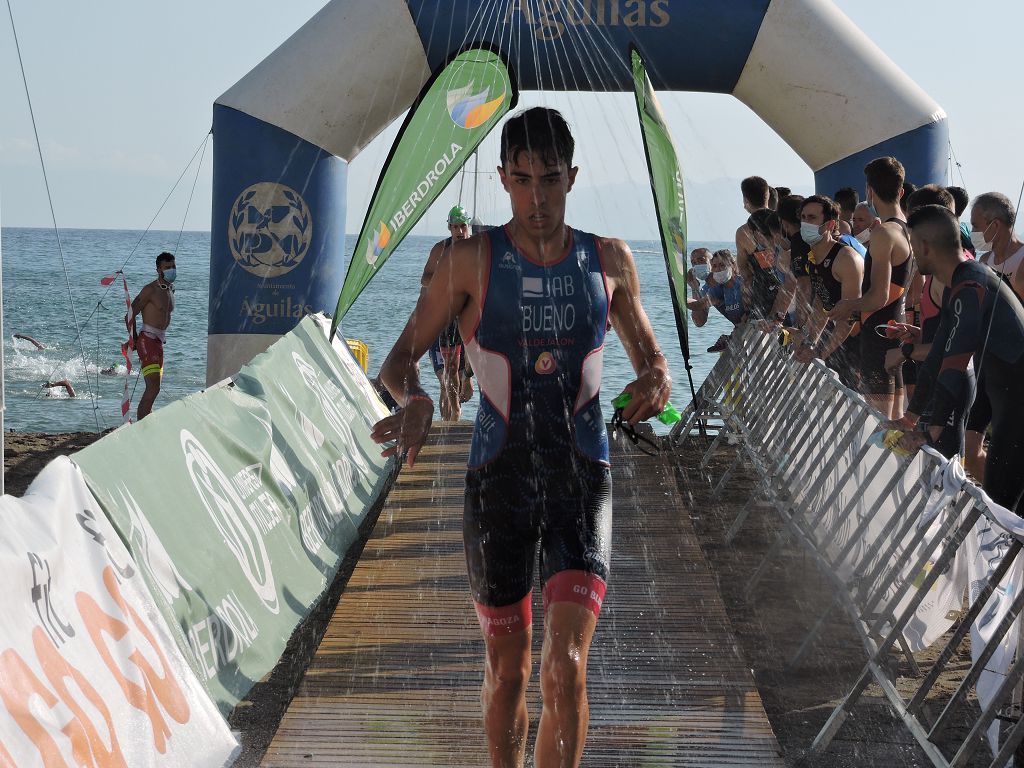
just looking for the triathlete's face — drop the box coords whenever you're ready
[801,203,826,226]
[499,151,577,238]
[448,222,471,240]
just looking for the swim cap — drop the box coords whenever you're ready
[447,205,471,225]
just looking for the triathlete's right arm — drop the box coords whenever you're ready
[373,239,478,464]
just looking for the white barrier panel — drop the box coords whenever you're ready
[0,457,237,767]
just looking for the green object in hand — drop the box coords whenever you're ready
[611,392,682,425]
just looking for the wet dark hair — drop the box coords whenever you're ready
[906,184,955,214]
[908,204,961,255]
[863,156,905,203]
[500,107,574,167]
[777,194,805,226]
[767,186,779,211]
[741,176,770,207]
[833,186,859,213]
[156,251,175,267]
[801,195,840,222]
[775,186,791,200]
[946,185,970,217]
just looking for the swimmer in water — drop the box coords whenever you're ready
[43,380,76,398]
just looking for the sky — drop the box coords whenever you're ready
[1,0,1021,242]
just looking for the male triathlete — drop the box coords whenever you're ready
[792,195,865,389]
[129,251,175,419]
[371,107,671,767]
[887,205,1024,514]
[421,204,475,420]
[829,157,913,418]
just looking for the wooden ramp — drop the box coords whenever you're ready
[262,423,783,766]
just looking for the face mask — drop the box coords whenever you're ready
[692,263,711,281]
[161,268,177,283]
[855,228,871,244]
[800,222,824,247]
[713,268,732,283]
[971,224,994,252]
[865,191,879,219]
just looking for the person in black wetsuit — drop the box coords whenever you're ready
[885,205,1024,514]
[371,107,671,767]
[829,157,913,419]
[885,185,975,459]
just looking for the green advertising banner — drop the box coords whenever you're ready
[74,315,396,713]
[331,47,516,333]
[630,46,691,360]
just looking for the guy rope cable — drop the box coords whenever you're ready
[6,0,99,430]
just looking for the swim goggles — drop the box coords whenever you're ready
[610,407,662,456]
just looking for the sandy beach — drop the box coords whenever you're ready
[3,430,106,496]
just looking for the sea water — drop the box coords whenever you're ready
[1,227,734,434]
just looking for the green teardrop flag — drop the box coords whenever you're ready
[331,48,515,336]
[631,46,698,406]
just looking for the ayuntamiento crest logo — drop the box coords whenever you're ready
[228,182,312,278]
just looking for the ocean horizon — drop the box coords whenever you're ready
[2,226,734,434]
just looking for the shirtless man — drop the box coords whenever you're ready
[129,252,175,419]
[421,205,475,420]
[829,157,913,418]
[371,107,670,768]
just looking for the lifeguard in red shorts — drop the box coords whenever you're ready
[129,252,176,419]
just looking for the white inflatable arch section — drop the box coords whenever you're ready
[208,0,946,383]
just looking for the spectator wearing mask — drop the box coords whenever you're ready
[700,249,746,352]
[793,195,865,390]
[961,192,1024,481]
[887,204,1024,515]
[851,201,876,245]
[685,247,713,327]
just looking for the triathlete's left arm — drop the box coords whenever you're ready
[602,238,672,425]
[829,227,895,321]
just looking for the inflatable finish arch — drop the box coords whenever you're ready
[207,0,947,384]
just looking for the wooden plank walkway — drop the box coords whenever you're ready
[262,423,783,766]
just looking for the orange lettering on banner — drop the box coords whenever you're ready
[76,567,190,754]
[32,627,127,768]
[0,648,67,767]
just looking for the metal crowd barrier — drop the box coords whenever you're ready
[671,324,1024,767]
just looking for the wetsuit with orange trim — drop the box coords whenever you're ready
[909,260,1024,512]
[860,218,912,395]
[462,225,612,636]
